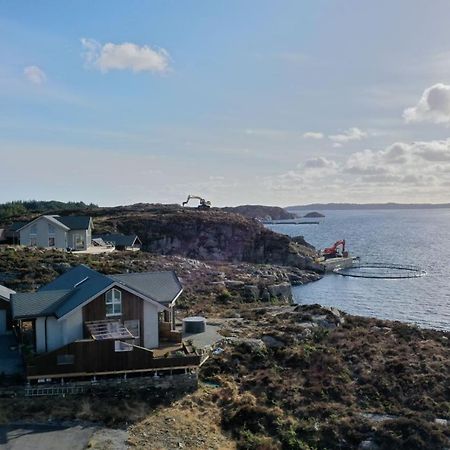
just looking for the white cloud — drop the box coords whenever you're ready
[23,65,46,85]
[303,156,337,169]
[332,142,343,148]
[81,38,170,73]
[403,83,450,125]
[266,139,450,203]
[329,127,367,143]
[302,131,324,139]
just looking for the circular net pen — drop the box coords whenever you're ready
[334,262,426,279]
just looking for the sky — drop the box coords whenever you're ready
[2,1,450,206]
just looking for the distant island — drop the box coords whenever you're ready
[220,204,296,220]
[287,202,450,211]
[303,211,325,218]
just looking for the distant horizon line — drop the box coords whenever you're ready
[286,202,450,210]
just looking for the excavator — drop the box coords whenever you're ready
[322,240,347,259]
[182,195,211,210]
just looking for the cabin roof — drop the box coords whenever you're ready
[16,215,92,232]
[11,265,181,320]
[110,271,182,305]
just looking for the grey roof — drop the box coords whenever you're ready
[11,290,71,319]
[54,216,92,230]
[93,234,141,247]
[0,284,15,301]
[15,215,92,233]
[8,221,27,232]
[39,265,114,318]
[110,271,182,304]
[10,265,181,319]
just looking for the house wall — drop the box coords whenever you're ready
[82,287,153,347]
[19,217,67,249]
[143,301,159,348]
[34,288,161,354]
[35,310,84,353]
[62,308,83,346]
[26,339,201,379]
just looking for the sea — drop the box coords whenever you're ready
[265,209,450,331]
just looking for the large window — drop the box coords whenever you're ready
[48,237,55,247]
[74,234,85,250]
[106,288,122,316]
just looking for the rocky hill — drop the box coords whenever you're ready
[88,205,318,270]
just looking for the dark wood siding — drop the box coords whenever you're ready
[0,298,10,310]
[26,339,200,379]
[0,298,12,330]
[82,288,144,346]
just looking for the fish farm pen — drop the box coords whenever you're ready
[334,262,426,279]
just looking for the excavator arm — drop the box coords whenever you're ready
[323,240,346,256]
[182,195,211,209]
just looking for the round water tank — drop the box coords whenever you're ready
[183,316,206,334]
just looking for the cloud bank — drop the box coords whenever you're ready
[267,139,450,202]
[81,38,170,73]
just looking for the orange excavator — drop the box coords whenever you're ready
[322,240,347,259]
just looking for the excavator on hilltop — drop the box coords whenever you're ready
[322,240,347,260]
[182,195,212,210]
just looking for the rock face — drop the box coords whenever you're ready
[95,207,319,270]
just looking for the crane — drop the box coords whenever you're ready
[182,195,211,210]
[322,240,346,259]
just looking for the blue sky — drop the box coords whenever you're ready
[2,1,450,206]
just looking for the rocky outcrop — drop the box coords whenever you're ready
[94,207,319,270]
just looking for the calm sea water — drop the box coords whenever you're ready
[266,209,450,331]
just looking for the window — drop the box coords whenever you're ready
[48,223,55,235]
[30,224,37,235]
[57,354,75,365]
[48,237,55,247]
[74,234,85,250]
[105,288,122,316]
[114,340,133,352]
[30,237,37,247]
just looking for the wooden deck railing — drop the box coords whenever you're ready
[26,339,200,379]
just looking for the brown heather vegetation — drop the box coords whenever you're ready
[0,242,448,448]
[199,306,450,449]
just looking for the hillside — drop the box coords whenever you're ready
[1,203,318,270]
[92,206,317,269]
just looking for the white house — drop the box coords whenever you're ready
[17,215,93,251]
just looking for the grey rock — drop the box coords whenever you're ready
[262,335,285,349]
[359,440,379,450]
